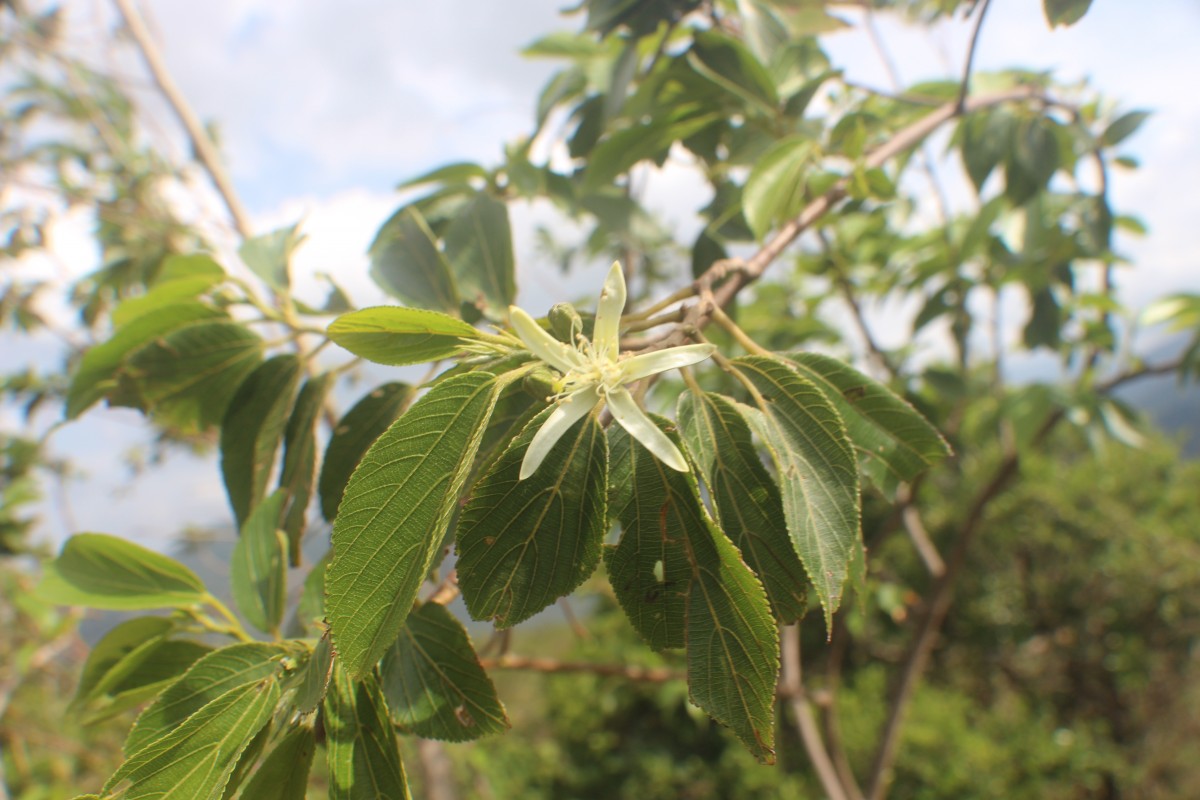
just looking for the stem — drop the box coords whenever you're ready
[710,305,770,356]
[111,0,254,239]
[202,594,254,643]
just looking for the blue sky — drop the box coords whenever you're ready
[9,0,1199,549]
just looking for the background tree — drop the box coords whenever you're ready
[2,0,1198,798]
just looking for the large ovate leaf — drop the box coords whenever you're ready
[325,667,411,800]
[733,356,860,628]
[456,406,608,627]
[111,255,225,328]
[73,617,209,723]
[279,373,332,555]
[318,382,414,521]
[687,29,779,116]
[326,371,508,679]
[37,533,207,610]
[442,191,517,315]
[240,724,316,800]
[743,136,814,240]
[103,677,280,800]
[368,206,459,313]
[1100,109,1151,148]
[679,470,779,764]
[327,307,482,366]
[582,106,721,191]
[125,642,286,757]
[220,355,302,526]
[239,224,302,291]
[117,321,263,433]
[1043,0,1093,27]
[785,352,950,492]
[603,422,693,650]
[230,491,288,635]
[677,391,807,623]
[380,602,509,741]
[66,301,224,418]
[292,633,334,714]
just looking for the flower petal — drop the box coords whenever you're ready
[618,343,717,384]
[592,261,626,361]
[510,306,583,373]
[606,387,689,472]
[520,385,600,480]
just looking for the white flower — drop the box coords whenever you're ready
[510,262,716,479]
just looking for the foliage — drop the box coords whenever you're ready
[1,0,1196,797]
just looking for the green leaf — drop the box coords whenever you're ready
[784,353,950,491]
[1043,0,1093,27]
[327,307,482,366]
[327,371,508,679]
[677,392,807,623]
[112,258,225,327]
[603,421,694,650]
[742,136,813,239]
[687,29,779,116]
[66,301,224,418]
[733,356,860,628]
[73,617,210,723]
[369,206,460,313]
[220,355,302,526]
[74,617,173,706]
[680,474,779,764]
[325,667,411,800]
[125,642,287,757]
[239,224,303,291]
[118,321,264,433]
[442,191,517,315]
[37,533,207,610]
[222,722,273,800]
[319,383,414,521]
[292,633,334,714]
[380,602,509,741]
[230,491,288,635]
[959,109,1013,193]
[1005,117,1060,205]
[279,374,332,557]
[297,551,331,633]
[82,640,211,726]
[397,161,489,191]
[103,677,280,800]
[582,106,721,191]
[1100,109,1151,148]
[239,724,316,800]
[457,406,608,627]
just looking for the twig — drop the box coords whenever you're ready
[781,625,851,800]
[639,87,1041,357]
[863,353,1186,798]
[897,484,945,578]
[479,654,681,683]
[956,0,994,114]
[110,0,253,239]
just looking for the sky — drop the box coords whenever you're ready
[7,0,1199,549]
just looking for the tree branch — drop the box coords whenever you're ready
[479,654,681,683]
[781,625,853,800]
[638,86,1041,355]
[863,353,1186,798]
[956,0,994,113]
[111,0,254,239]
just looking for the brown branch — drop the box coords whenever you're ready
[781,625,853,800]
[479,654,681,683]
[639,86,1041,355]
[111,0,254,239]
[956,0,994,114]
